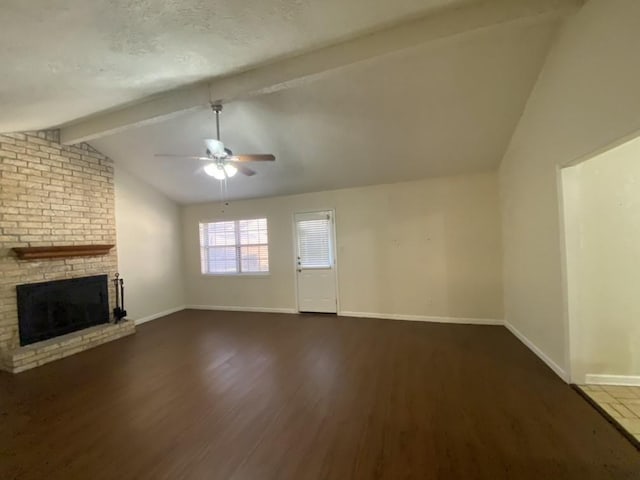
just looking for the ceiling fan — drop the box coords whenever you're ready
[155,104,275,180]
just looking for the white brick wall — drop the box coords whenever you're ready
[0,130,122,371]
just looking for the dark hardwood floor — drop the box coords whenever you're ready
[1,310,638,479]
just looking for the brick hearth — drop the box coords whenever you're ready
[7,321,135,373]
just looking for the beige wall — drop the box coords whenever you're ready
[182,172,503,321]
[564,138,640,381]
[114,167,185,321]
[499,0,640,378]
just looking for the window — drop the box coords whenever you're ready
[199,218,269,274]
[296,215,333,269]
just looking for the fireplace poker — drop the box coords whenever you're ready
[112,273,127,322]
[119,277,127,320]
[113,273,120,318]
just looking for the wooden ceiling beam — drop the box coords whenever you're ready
[59,0,582,145]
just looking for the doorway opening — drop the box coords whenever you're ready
[559,135,640,441]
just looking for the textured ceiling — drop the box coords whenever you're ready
[92,18,560,204]
[0,0,476,132]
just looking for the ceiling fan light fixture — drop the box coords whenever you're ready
[223,163,237,178]
[204,163,226,180]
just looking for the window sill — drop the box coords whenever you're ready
[201,273,271,278]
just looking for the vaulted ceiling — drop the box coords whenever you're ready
[0,0,583,204]
[92,19,559,203]
[0,0,476,132]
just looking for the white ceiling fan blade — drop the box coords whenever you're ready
[204,139,225,156]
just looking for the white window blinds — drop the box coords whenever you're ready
[199,218,269,274]
[296,216,332,268]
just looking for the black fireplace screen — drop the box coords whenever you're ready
[16,275,109,346]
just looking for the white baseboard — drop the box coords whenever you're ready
[186,305,298,314]
[504,321,568,382]
[185,307,503,325]
[585,374,640,386]
[338,311,504,326]
[134,305,186,325]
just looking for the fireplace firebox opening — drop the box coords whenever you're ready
[16,275,110,346]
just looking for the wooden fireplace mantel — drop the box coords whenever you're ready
[12,244,115,260]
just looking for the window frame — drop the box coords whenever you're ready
[199,218,270,276]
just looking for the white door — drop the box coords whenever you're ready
[295,211,338,313]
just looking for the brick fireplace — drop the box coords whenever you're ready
[0,130,134,373]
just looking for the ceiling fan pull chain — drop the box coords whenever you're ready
[219,174,225,202]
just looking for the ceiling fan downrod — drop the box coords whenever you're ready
[211,103,223,141]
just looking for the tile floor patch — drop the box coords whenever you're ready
[581,384,640,442]
[627,403,640,417]
[586,391,618,404]
[618,418,640,435]
[600,403,623,419]
[611,403,638,419]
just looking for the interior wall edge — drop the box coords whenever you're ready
[504,320,569,382]
[133,306,187,326]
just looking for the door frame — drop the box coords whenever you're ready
[292,208,340,314]
[556,163,579,383]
